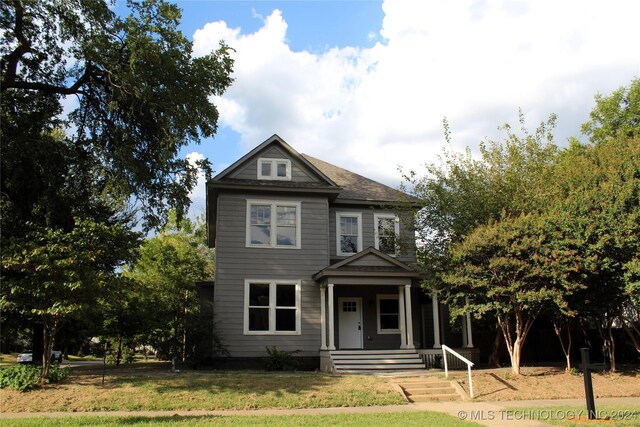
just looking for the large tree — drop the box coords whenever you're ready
[1,0,234,228]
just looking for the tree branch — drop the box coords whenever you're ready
[2,0,33,88]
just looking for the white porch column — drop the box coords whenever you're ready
[398,286,407,349]
[404,285,415,349]
[327,284,336,350]
[432,293,441,348]
[320,286,327,350]
[465,296,474,348]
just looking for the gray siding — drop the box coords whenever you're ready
[229,146,321,183]
[330,207,416,264]
[214,192,329,357]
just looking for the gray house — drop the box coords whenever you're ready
[206,135,476,371]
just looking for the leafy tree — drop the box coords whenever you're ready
[1,0,234,228]
[123,213,215,363]
[443,213,583,374]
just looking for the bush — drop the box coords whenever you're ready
[0,364,41,391]
[0,363,71,392]
[264,346,300,371]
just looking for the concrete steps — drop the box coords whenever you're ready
[396,379,461,402]
[331,349,425,373]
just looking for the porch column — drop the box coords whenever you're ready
[465,296,474,348]
[320,286,327,350]
[432,293,441,348]
[327,283,336,350]
[404,285,415,349]
[398,286,407,349]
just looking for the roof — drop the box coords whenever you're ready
[301,154,418,205]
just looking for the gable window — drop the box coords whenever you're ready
[247,200,301,248]
[336,212,362,256]
[374,213,399,256]
[244,280,301,335]
[257,158,291,180]
[377,294,400,334]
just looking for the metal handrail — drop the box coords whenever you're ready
[442,344,474,398]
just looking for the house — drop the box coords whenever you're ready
[206,135,477,371]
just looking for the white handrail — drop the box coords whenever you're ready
[442,344,474,398]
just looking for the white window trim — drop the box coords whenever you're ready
[377,294,400,334]
[336,212,363,256]
[246,200,302,249]
[257,158,292,181]
[374,213,400,256]
[243,279,301,335]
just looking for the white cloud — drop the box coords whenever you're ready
[192,0,640,187]
[186,151,207,217]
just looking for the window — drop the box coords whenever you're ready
[247,200,301,248]
[377,294,400,334]
[374,213,399,256]
[257,158,291,180]
[336,212,362,256]
[244,280,301,335]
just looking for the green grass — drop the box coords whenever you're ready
[0,412,482,427]
[515,405,640,427]
[1,369,406,412]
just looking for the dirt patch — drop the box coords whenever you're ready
[453,367,640,401]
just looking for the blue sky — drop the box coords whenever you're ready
[118,1,640,218]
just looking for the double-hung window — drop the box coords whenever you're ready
[374,213,399,256]
[377,294,400,334]
[244,280,301,335]
[336,212,362,256]
[247,200,301,248]
[257,158,291,180]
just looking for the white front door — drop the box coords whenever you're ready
[338,297,363,349]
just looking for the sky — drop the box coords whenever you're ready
[146,0,640,217]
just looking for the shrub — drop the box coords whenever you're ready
[264,346,300,371]
[0,363,71,392]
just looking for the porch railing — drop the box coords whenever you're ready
[442,344,474,399]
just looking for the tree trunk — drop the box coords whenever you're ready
[40,317,60,387]
[497,310,536,375]
[607,324,616,372]
[116,336,122,366]
[553,320,572,371]
[489,328,503,368]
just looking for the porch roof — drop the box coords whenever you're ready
[312,247,422,281]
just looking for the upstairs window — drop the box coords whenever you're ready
[374,213,399,256]
[258,158,291,180]
[247,200,301,248]
[336,212,362,256]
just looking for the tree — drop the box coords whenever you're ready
[123,213,215,363]
[1,218,140,384]
[443,213,583,374]
[1,0,234,228]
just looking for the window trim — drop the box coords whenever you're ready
[336,212,363,256]
[244,279,301,335]
[374,213,400,256]
[376,294,400,334]
[246,200,301,249]
[257,158,292,181]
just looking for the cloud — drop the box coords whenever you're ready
[192,0,640,187]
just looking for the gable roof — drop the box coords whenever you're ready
[301,154,418,205]
[312,247,420,281]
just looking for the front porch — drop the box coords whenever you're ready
[313,248,477,373]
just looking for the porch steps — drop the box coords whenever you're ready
[330,349,425,373]
[396,379,461,402]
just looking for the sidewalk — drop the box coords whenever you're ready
[1,397,637,426]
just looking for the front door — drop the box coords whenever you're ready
[338,297,363,349]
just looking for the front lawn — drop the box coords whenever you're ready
[0,412,481,427]
[0,367,405,412]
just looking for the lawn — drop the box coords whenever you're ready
[1,412,481,427]
[0,365,406,412]
[513,405,640,427]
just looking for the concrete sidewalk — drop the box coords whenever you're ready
[1,397,637,426]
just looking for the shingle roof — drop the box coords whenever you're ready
[301,154,417,204]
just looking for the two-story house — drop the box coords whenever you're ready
[206,135,476,372]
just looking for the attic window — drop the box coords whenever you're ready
[258,158,291,180]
